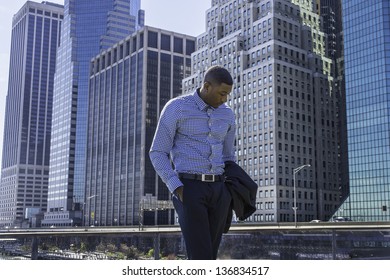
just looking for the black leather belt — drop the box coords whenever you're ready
[178,173,225,182]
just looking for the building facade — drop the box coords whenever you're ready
[334,0,390,221]
[319,0,349,205]
[42,0,144,227]
[85,27,195,226]
[183,0,344,222]
[0,1,63,228]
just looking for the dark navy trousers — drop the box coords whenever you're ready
[172,178,232,260]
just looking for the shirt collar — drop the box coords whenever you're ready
[193,88,213,111]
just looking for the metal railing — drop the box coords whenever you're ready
[1,222,390,260]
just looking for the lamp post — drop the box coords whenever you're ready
[293,164,311,227]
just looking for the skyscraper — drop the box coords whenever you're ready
[334,0,390,221]
[183,0,344,222]
[85,26,195,226]
[42,0,144,227]
[0,1,63,228]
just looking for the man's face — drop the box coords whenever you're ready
[203,82,232,108]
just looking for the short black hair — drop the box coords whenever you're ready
[204,65,233,86]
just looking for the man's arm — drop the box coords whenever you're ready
[222,114,236,163]
[149,100,183,194]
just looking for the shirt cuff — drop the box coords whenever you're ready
[166,176,183,194]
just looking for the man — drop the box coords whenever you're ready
[149,66,236,259]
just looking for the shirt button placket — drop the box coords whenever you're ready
[207,108,213,172]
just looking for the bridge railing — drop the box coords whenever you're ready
[1,222,390,260]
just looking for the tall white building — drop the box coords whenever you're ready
[183,0,344,222]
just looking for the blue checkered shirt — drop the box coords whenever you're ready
[149,89,236,193]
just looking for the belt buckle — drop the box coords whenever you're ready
[202,174,215,182]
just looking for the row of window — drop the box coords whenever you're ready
[91,31,194,74]
[252,214,275,222]
[28,8,63,19]
[256,201,275,210]
[238,131,274,144]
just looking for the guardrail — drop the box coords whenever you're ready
[2,222,390,237]
[1,222,390,260]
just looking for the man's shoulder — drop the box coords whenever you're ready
[165,93,194,108]
[220,103,234,111]
[218,104,235,119]
[159,94,195,119]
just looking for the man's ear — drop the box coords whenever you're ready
[203,81,212,92]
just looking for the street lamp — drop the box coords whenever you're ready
[293,164,311,227]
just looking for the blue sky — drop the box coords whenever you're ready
[0,0,210,164]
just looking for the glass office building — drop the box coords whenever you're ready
[86,27,195,226]
[0,1,63,227]
[42,0,144,227]
[335,0,390,221]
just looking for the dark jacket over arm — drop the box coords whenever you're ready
[224,161,258,232]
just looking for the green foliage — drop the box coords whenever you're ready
[161,253,179,260]
[106,243,117,253]
[39,242,48,251]
[80,242,87,252]
[91,242,143,259]
[122,245,141,260]
[146,248,162,259]
[114,252,126,259]
[96,242,106,252]
[147,248,154,258]
[21,244,31,252]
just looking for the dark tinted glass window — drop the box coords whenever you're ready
[148,31,158,48]
[174,37,183,53]
[186,39,195,55]
[132,37,137,53]
[139,32,144,49]
[161,34,171,51]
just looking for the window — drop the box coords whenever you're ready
[174,37,183,53]
[161,34,171,51]
[148,31,158,48]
